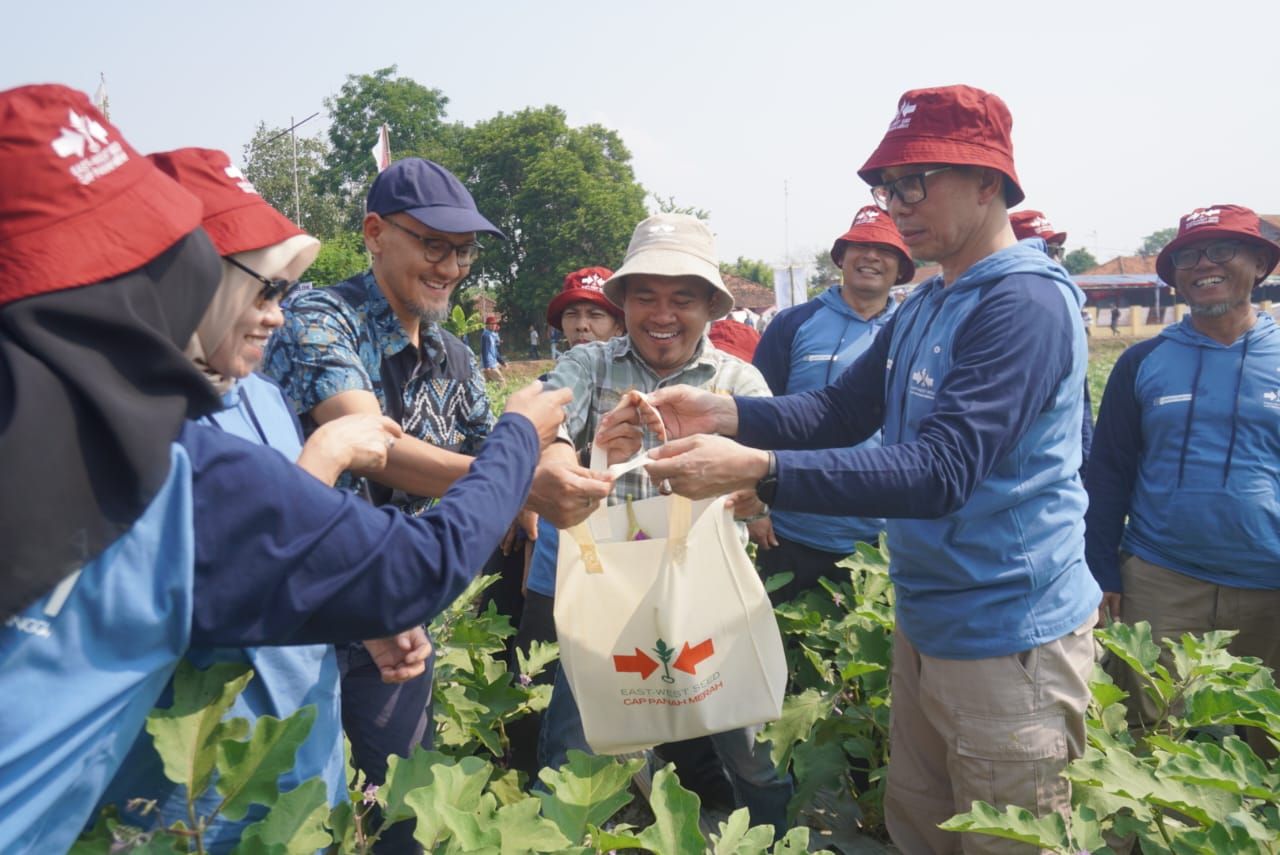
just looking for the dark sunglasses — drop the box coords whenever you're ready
[225,257,301,304]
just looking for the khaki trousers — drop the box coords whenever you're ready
[1115,555,1280,758]
[885,616,1096,854]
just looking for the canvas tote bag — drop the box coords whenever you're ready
[553,449,787,755]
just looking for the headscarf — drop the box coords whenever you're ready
[185,234,319,393]
[0,230,224,619]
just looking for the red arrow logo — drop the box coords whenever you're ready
[613,648,659,679]
[672,638,715,675]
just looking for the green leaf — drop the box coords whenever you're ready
[760,688,835,770]
[536,749,641,841]
[938,800,1070,848]
[1157,736,1278,799]
[1065,746,1241,826]
[488,767,527,806]
[515,639,560,680]
[710,807,774,854]
[233,778,331,854]
[145,660,253,796]
[790,738,851,822]
[403,757,493,848]
[771,827,822,853]
[587,823,646,851]
[762,571,794,593]
[491,797,574,854]
[379,748,475,825]
[1096,621,1164,677]
[215,705,316,821]
[637,765,706,855]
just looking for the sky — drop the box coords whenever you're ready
[5,0,1278,270]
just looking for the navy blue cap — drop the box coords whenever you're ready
[366,158,505,239]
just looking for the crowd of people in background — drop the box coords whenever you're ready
[2,77,1277,855]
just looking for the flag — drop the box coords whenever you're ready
[370,124,390,173]
[92,73,109,120]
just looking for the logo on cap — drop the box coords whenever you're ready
[1185,208,1221,229]
[888,102,917,132]
[579,272,606,290]
[1029,216,1053,233]
[853,209,882,226]
[648,223,677,235]
[51,109,127,186]
[224,164,257,194]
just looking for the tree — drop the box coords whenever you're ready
[305,231,367,287]
[1062,248,1098,276]
[446,106,648,334]
[808,247,840,291]
[651,194,710,221]
[1137,228,1178,257]
[242,122,345,239]
[720,257,774,288]
[318,66,456,230]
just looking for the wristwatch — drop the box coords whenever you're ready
[755,451,778,506]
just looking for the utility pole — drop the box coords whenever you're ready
[265,112,319,224]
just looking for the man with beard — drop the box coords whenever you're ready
[1086,204,1280,758]
[264,158,611,852]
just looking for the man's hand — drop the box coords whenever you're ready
[363,627,433,684]
[1099,591,1122,626]
[647,386,739,439]
[594,390,667,465]
[726,488,777,549]
[527,456,614,528]
[504,382,573,449]
[296,414,403,485]
[644,435,770,500]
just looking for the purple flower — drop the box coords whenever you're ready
[362,783,380,806]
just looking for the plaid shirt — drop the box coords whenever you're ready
[263,270,492,513]
[544,335,771,504]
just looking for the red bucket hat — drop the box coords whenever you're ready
[830,205,915,284]
[1010,210,1066,245]
[858,85,1024,207]
[147,148,304,256]
[708,317,761,362]
[1156,204,1280,286]
[546,266,623,330]
[0,84,203,307]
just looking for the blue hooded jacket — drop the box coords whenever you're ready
[737,242,1100,659]
[752,286,895,552]
[1086,313,1280,592]
[101,374,346,852]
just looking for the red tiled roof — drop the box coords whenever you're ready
[721,272,775,310]
[1081,255,1159,276]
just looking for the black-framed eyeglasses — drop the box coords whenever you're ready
[1046,243,1066,261]
[1170,241,1243,270]
[870,166,953,211]
[383,217,482,267]
[225,257,300,304]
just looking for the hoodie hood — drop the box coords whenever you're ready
[1160,311,1278,349]
[912,241,1083,310]
[816,284,899,322]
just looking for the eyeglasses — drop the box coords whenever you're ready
[225,257,300,304]
[1046,243,1066,261]
[870,166,953,211]
[1169,241,1243,270]
[384,217,482,267]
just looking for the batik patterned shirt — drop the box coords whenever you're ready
[263,270,493,513]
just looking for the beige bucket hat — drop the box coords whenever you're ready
[603,213,735,320]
